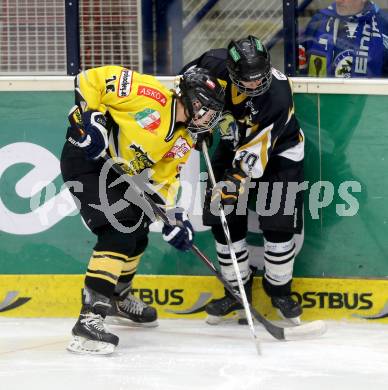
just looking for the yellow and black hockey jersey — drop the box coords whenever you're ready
[75,65,193,207]
[182,49,304,179]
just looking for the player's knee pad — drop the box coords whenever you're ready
[262,230,295,292]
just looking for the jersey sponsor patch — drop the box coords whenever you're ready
[127,143,154,174]
[118,69,133,97]
[134,108,161,133]
[163,136,191,159]
[137,85,167,106]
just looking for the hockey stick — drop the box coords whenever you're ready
[100,152,326,342]
[67,106,327,341]
[201,142,260,353]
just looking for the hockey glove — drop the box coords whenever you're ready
[78,111,109,160]
[216,112,240,150]
[162,208,194,251]
[193,132,213,152]
[215,167,248,206]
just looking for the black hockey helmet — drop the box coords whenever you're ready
[177,67,225,135]
[226,35,272,96]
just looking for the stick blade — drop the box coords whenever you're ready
[284,320,327,341]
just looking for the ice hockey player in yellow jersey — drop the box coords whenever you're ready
[60,66,225,355]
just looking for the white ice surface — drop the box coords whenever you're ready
[0,318,387,390]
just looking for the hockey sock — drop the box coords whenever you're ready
[85,251,128,298]
[215,238,251,288]
[263,234,295,296]
[115,252,143,293]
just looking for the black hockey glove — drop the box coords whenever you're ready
[162,207,194,251]
[69,110,109,160]
[214,167,248,206]
[193,132,213,152]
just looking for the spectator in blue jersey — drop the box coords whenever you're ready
[299,0,388,77]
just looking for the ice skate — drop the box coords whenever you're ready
[205,276,252,325]
[67,288,119,355]
[271,295,302,325]
[106,284,158,327]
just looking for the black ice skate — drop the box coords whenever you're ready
[106,284,158,327]
[205,294,244,324]
[271,295,303,325]
[205,277,253,325]
[67,288,119,355]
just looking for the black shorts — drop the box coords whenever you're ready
[203,141,304,234]
[60,139,151,233]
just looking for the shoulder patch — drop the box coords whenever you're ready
[163,136,191,159]
[134,108,161,133]
[137,85,167,106]
[118,69,133,97]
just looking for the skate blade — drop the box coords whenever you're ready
[206,310,245,325]
[105,316,159,328]
[276,309,301,325]
[67,336,116,355]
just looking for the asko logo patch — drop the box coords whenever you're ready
[118,69,133,97]
[163,136,191,159]
[137,85,167,106]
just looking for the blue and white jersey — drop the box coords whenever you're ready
[299,1,388,78]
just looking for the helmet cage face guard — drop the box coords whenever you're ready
[229,67,273,97]
[187,104,223,136]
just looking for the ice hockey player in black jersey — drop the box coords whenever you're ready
[182,36,304,325]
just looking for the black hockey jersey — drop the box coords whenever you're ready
[182,49,304,179]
